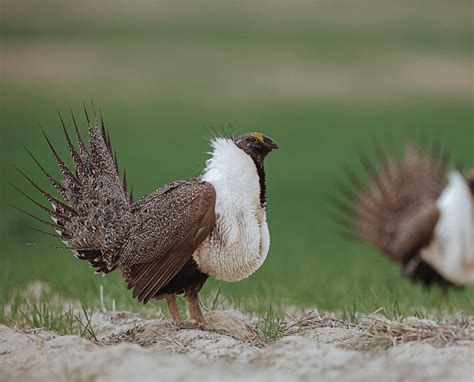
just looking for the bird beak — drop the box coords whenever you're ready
[264,137,279,150]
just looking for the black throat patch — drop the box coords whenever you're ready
[251,157,267,207]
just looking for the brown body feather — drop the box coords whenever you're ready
[122,180,216,303]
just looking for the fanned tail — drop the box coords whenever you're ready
[332,143,446,262]
[16,108,132,273]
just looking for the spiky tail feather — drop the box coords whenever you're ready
[332,143,446,262]
[15,108,132,273]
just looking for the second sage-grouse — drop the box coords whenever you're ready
[16,110,278,327]
[340,144,474,288]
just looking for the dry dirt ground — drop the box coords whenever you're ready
[1,306,473,382]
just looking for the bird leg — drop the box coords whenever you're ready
[185,287,206,328]
[165,293,182,325]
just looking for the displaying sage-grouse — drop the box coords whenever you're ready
[338,144,473,288]
[16,110,278,327]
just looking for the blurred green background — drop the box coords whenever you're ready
[1,0,473,318]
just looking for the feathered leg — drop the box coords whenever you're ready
[185,287,205,328]
[165,293,182,325]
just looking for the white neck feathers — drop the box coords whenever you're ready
[195,137,270,281]
[422,171,474,285]
[202,138,260,209]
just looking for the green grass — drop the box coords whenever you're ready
[1,1,473,326]
[3,293,97,341]
[257,305,284,342]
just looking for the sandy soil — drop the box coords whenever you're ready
[1,307,473,382]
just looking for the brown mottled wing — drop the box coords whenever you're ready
[349,145,445,261]
[389,201,440,258]
[122,180,216,303]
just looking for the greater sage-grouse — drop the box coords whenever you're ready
[16,110,278,327]
[339,144,473,288]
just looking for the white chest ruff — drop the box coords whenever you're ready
[194,208,270,281]
[192,138,270,282]
[421,172,474,285]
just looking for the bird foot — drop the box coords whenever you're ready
[172,319,207,331]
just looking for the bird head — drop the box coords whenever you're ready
[234,132,279,162]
